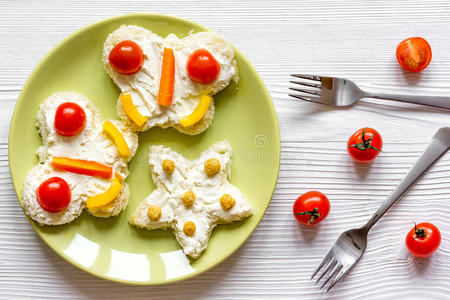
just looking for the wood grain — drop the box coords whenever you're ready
[2,1,450,299]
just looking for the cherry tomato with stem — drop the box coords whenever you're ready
[347,127,383,163]
[406,222,441,258]
[186,49,221,84]
[396,37,432,72]
[293,191,330,226]
[36,177,71,213]
[54,102,86,137]
[109,40,144,75]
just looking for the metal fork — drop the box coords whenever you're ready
[289,74,450,109]
[312,127,450,292]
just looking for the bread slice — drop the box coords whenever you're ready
[103,25,238,135]
[129,140,253,259]
[22,92,138,225]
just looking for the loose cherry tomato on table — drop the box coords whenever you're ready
[36,177,71,213]
[396,37,432,72]
[109,40,144,75]
[405,222,441,258]
[54,102,86,136]
[293,191,330,226]
[347,127,383,163]
[186,49,221,84]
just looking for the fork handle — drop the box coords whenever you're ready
[363,127,450,231]
[363,91,450,109]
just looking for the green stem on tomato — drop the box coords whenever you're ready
[414,222,426,238]
[349,128,382,152]
[296,207,321,225]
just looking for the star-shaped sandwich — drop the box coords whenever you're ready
[130,140,253,259]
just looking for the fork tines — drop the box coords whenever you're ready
[310,249,347,293]
[289,74,322,103]
[291,74,321,81]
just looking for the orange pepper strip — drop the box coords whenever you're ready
[115,172,123,181]
[51,157,113,179]
[157,48,175,106]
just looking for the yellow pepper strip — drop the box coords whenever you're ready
[179,95,212,128]
[120,93,147,127]
[86,178,122,210]
[103,121,130,158]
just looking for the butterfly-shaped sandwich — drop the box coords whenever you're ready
[22,92,138,225]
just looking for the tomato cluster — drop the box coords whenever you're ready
[293,126,440,257]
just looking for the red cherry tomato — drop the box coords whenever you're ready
[186,49,221,84]
[36,177,71,213]
[396,37,432,72]
[54,102,86,136]
[109,40,144,75]
[406,222,441,258]
[293,191,330,226]
[347,128,383,163]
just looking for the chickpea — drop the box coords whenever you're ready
[181,190,196,207]
[147,205,162,221]
[204,158,221,176]
[162,159,175,175]
[220,194,236,211]
[183,221,196,236]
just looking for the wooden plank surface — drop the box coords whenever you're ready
[1,1,450,299]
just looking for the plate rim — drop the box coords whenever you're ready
[8,12,281,285]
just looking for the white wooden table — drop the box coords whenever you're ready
[2,1,450,299]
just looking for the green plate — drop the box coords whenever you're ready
[8,13,280,285]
